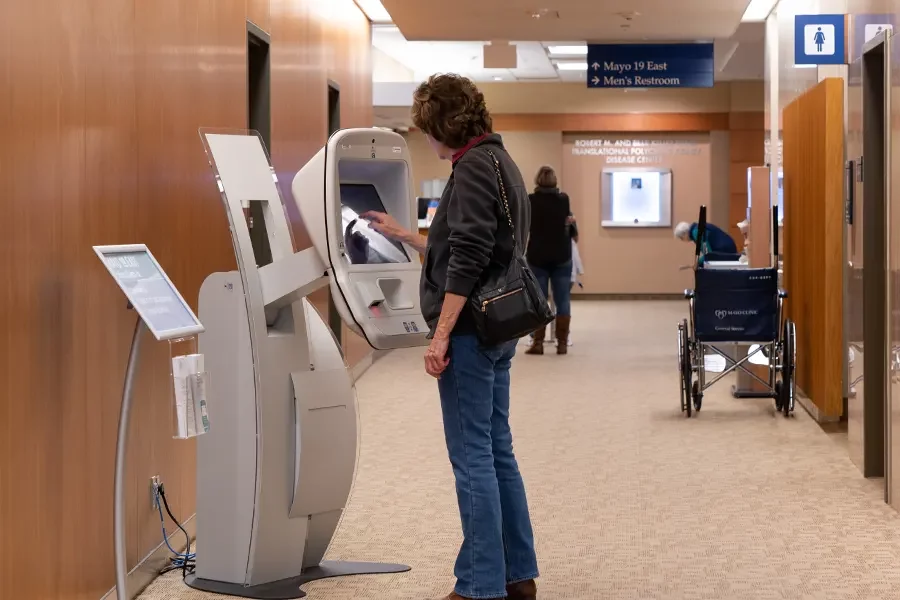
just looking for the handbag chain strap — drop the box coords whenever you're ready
[486,150,516,244]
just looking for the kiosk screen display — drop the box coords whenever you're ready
[340,183,411,265]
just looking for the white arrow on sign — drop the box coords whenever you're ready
[592,62,600,71]
[591,76,600,85]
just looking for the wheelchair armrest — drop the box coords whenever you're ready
[778,288,788,299]
[684,289,695,299]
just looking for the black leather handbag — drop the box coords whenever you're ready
[468,150,555,346]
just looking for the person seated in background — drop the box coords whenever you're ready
[674,220,738,258]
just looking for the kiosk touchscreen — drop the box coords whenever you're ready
[292,128,428,350]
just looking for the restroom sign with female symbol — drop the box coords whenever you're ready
[809,25,831,54]
[850,15,897,61]
[794,14,846,65]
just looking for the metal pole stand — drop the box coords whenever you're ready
[114,314,147,600]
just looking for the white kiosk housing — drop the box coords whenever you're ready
[189,129,420,599]
[292,128,428,350]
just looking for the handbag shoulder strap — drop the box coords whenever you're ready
[485,149,516,244]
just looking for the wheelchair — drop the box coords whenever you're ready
[677,206,797,418]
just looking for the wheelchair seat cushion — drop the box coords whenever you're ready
[693,267,778,342]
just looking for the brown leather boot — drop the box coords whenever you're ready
[555,315,571,355]
[525,326,545,355]
[507,579,538,600]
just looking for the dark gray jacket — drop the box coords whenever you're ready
[420,134,530,335]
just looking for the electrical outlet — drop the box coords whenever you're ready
[150,475,162,506]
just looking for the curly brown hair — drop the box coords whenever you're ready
[411,74,493,149]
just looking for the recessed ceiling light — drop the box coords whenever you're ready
[354,0,392,23]
[493,76,503,81]
[547,45,587,55]
[556,62,588,71]
[741,0,777,22]
[794,64,817,69]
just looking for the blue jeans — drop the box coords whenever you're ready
[437,334,539,599]
[530,261,572,317]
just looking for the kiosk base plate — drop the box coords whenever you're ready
[184,561,411,599]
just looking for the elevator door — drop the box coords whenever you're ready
[850,32,891,496]
[327,82,344,349]
[247,22,273,268]
[883,28,900,510]
[847,54,866,474]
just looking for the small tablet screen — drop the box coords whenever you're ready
[339,183,410,265]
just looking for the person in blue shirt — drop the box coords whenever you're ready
[674,221,738,258]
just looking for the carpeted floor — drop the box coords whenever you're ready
[141,301,900,600]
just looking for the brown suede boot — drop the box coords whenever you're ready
[507,579,538,600]
[525,326,545,355]
[555,315,571,355]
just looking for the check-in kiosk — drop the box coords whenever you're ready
[291,128,428,350]
[189,129,417,599]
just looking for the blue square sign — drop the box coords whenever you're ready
[794,14,846,65]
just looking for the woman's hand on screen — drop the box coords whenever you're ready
[361,211,408,241]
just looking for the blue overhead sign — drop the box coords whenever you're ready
[794,14,846,65]
[586,44,714,89]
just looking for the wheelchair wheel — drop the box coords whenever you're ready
[774,381,784,412]
[679,319,692,418]
[779,319,797,417]
[692,380,702,412]
[677,323,686,412]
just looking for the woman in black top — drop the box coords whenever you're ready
[361,74,539,600]
[525,166,575,355]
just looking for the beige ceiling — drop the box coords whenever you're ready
[382,0,753,42]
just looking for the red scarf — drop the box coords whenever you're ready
[451,134,489,164]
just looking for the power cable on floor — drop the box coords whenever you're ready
[155,483,196,578]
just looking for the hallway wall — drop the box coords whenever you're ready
[0,1,372,599]
[561,133,712,295]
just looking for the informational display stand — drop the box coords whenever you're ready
[93,244,208,600]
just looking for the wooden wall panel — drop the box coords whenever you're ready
[783,78,845,419]
[0,0,374,599]
[131,0,247,573]
[247,0,271,31]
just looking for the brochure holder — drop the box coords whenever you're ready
[169,336,211,439]
[93,244,206,600]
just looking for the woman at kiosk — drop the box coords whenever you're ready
[362,74,539,600]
